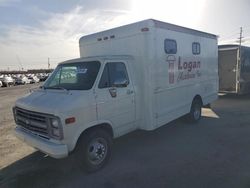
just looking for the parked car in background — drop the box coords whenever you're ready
[0,76,14,87]
[16,76,31,85]
[38,74,49,82]
[28,76,40,84]
[11,75,16,84]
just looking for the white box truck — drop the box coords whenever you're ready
[13,19,218,172]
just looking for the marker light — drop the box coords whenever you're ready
[141,27,149,32]
[65,117,76,125]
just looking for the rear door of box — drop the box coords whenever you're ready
[218,49,238,92]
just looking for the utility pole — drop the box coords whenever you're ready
[16,55,24,71]
[236,27,243,93]
[239,27,243,63]
[48,57,50,69]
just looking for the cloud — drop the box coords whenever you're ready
[0,6,132,70]
[0,0,212,70]
[131,0,207,28]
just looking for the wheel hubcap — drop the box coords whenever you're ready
[87,138,107,165]
[194,105,201,120]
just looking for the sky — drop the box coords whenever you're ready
[0,0,250,70]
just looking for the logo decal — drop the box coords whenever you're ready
[166,55,176,84]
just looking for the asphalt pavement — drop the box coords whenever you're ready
[1,91,250,188]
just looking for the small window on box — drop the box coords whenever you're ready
[192,42,200,55]
[164,39,177,54]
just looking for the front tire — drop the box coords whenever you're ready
[74,129,112,173]
[187,99,202,123]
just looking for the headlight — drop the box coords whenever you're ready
[51,118,59,128]
[49,117,63,140]
[52,128,60,137]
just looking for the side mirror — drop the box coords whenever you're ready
[112,78,129,88]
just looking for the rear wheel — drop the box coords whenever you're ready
[74,129,112,173]
[187,98,202,123]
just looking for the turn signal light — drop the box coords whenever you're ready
[65,117,76,124]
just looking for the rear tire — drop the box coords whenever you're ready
[74,129,112,173]
[186,98,202,123]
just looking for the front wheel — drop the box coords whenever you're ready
[186,99,202,123]
[74,129,112,173]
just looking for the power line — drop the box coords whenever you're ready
[219,26,250,42]
[219,28,239,38]
[242,25,250,30]
[219,32,239,41]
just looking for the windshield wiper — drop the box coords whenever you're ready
[43,86,68,91]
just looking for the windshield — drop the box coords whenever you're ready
[43,61,101,90]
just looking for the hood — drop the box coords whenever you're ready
[15,89,94,115]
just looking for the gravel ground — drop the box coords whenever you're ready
[1,85,250,188]
[0,84,41,169]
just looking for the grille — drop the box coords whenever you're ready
[15,107,50,137]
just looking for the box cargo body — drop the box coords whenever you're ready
[219,45,250,94]
[79,19,218,131]
[13,19,218,171]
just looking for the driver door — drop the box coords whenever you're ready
[95,61,136,136]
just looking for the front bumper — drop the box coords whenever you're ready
[15,127,68,159]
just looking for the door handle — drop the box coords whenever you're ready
[109,88,117,98]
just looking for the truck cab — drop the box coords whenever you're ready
[14,56,136,172]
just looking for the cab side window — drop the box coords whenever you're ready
[98,62,129,88]
[98,65,109,88]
